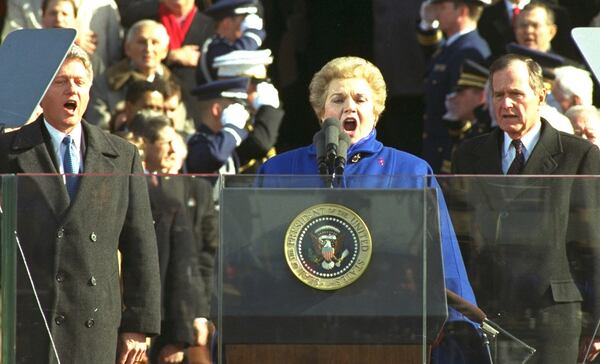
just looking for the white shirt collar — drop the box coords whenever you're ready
[504,0,531,19]
[445,26,476,47]
[44,118,83,172]
[502,119,541,173]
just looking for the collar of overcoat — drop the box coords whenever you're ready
[10,116,121,219]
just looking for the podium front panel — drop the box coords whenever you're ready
[218,175,447,346]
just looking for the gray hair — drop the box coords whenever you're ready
[565,105,600,123]
[125,19,170,48]
[553,66,594,106]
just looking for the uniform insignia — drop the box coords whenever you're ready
[284,203,372,290]
[434,64,447,72]
[351,153,361,163]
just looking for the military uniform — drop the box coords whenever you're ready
[420,29,490,173]
[196,0,266,85]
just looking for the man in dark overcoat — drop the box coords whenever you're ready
[0,45,161,363]
[452,54,600,363]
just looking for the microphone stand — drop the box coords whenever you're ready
[445,288,536,364]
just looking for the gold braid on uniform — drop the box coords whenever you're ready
[416,28,443,46]
[239,147,278,173]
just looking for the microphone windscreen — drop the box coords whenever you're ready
[338,131,351,157]
[321,117,341,129]
[322,117,340,147]
[313,129,325,157]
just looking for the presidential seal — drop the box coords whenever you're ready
[284,203,372,290]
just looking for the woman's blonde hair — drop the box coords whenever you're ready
[309,56,387,122]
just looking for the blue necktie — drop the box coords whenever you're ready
[62,135,79,200]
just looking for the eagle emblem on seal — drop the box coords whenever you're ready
[310,226,350,270]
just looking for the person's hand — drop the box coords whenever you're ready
[168,45,201,67]
[252,82,280,110]
[579,337,600,363]
[117,332,147,364]
[419,0,438,30]
[158,343,185,364]
[240,13,263,32]
[443,92,459,121]
[193,318,210,346]
[221,103,250,129]
[75,30,97,54]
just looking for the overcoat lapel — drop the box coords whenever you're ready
[507,120,560,202]
[522,120,560,175]
[12,119,70,217]
[63,121,119,221]
[475,128,504,175]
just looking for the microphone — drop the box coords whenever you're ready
[334,131,350,176]
[313,130,327,175]
[322,118,341,173]
[445,288,536,359]
[445,288,486,323]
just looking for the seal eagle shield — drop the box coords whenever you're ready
[284,203,372,290]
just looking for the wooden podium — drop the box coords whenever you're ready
[225,344,430,364]
[217,176,447,364]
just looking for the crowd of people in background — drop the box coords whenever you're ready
[3,0,600,363]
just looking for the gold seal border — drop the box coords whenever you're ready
[284,203,372,291]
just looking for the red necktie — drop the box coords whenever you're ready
[512,6,521,25]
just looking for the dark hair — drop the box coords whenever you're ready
[489,54,545,95]
[129,111,172,143]
[42,0,78,17]
[125,80,166,104]
[160,78,183,100]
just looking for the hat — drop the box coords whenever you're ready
[429,0,491,5]
[191,77,250,101]
[455,59,489,90]
[213,49,273,79]
[505,43,566,69]
[505,43,566,87]
[204,0,258,20]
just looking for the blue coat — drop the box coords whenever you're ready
[259,130,477,323]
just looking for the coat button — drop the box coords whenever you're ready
[56,228,64,239]
[85,319,95,328]
[56,271,65,283]
[90,232,97,242]
[89,276,97,286]
[55,314,65,325]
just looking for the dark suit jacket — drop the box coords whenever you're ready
[148,182,197,345]
[0,118,161,364]
[451,120,600,362]
[452,119,600,318]
[159,176,218,318]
